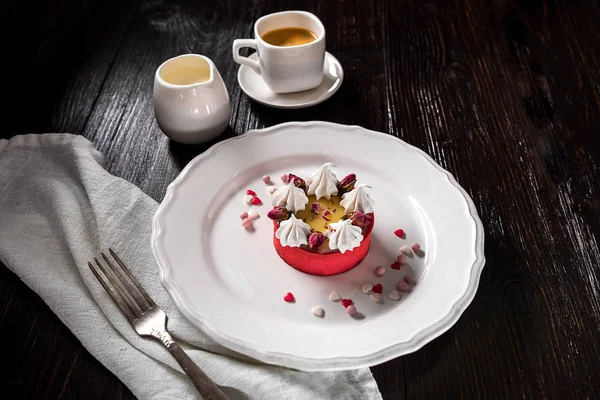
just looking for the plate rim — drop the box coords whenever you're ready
[151,121,486,371]
[236,52,344,109]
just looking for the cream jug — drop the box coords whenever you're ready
[153,54,230,144]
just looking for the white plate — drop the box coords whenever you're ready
[152,121,485,371]
[237,52,343,109]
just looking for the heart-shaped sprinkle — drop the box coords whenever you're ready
[362,284,372,293]
[329,291,341,302]
[341,299,353,308]
[239,211,249,220]
[244,194,254,204]
[246,189,256,196]
[346,305,357,316]
[280,173,289,183]
[370,293,381,302]
[372,284,383,294]
[397,281,410,292]
[311,305,324,317]
[394,228,405,238]
[411,242,421,252]
[390,261,401,270]
[241,218,252,229]
[267,186,277,195]
[251,196,262,205]
[397,254,407,265]
[400,245,412,255]
[283,292,295,302]
[404,274,415,284]
[262,175,271,184]
[388,290,401,301]
[248,210,259,220]
[374,266,386,276]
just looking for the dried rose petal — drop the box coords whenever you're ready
[349,211,373,227]
[308,232,326,250]
[288,173,306,189]
[267,206,289,220]
[311,203,321,213]
[338,173,356,192]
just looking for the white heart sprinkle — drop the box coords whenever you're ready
[362,284,372,293]
[400,245,412,255]
[311,306,324,317]
[388,290,401,301]
[370,293,381,302]
[267,186,277,195]
[243,194,254,204]
[329,291,341,301]
[248,210,259,220]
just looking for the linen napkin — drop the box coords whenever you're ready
[0,133,382,400]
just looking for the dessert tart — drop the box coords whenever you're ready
[267,163,375,276]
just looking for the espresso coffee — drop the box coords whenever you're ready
[261,27,318,47]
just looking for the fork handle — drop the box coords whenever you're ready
[153,330,229,400]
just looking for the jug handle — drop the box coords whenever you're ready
[232,39,260,71]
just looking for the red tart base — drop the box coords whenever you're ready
[272,216,375,276]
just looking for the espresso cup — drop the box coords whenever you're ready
[232,11,326,94]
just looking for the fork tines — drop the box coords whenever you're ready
[88,248,156,322]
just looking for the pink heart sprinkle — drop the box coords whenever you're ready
[397,281,410,292]
[239,211,248,220]
[374,266,385,276]
[397,254,407,265]
[346,305,357,316]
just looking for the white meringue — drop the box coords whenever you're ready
[339,184,375,214]
[271,181,309,213]
[275,214,312,247]
[325,219,364,253]
[307,163,338,200]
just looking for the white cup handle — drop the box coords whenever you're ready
[232,39,260,70]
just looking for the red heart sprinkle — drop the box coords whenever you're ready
[391,261,401,270]
[341,299,353,308]
[283,292,295,302]
[246,189,256,196]
[251,196,262,205]
[394,229,405,238]
[372,284,383,294]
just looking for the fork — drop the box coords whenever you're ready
[88,249,229,400]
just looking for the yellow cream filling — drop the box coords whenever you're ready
[295,195,344,234]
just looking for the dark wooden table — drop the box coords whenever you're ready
[3,0,600,398]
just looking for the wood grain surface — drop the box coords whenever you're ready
[2,0,600,398]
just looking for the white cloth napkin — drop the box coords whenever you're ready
[0,133,382,400]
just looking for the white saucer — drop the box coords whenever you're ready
[237,52,343,109]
